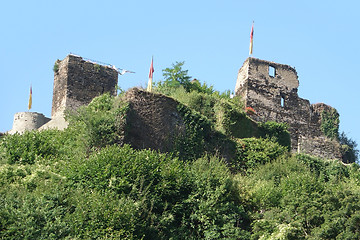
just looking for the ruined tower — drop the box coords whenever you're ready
[51,54,118,118]
[8,112,50,134]
[235,57,341,159]
[9,54,119,133]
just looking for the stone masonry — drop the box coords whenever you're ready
[51,54,118,118]
[9,112,50,134]
[40,54,119,130]
[10,54,119,133]
[235,57,341,159]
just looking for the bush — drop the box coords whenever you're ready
[235,138,288,172]
[0,176,71,239]
[214,99,255,138]
[339,132,359,164]
[320,108,340,140]
[63,145,251,239]
[259,121,291,150]
[0,130,64,164]
[182,156,251,239]
[53,61,59,73]
[174,103,213,160]
[66,93,129,151]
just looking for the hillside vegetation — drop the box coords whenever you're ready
[0,63,359,239]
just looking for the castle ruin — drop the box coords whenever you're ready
[8,54,342,159]
[8,112,50,135]
[235,57,341,159]
[9,54,118,132]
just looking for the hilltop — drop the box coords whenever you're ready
[1,69,360,238]
[0,58,359,239]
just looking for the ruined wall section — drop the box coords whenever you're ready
[51,58,69,118]
[51,54,118,118]
[124,88,186,152]
[236,58,311,150]
[298,136,342,160]
[235,57,341,159]
[309,103,337,138]
[235,59,249,102]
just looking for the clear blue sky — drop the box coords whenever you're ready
[1,0,359,145]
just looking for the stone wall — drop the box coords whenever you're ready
[8,112,50,134]
[51,54,118,118]
[235,57,341,159]
[298,136,342,160]
[124,88,186,152]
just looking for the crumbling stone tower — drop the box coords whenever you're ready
[9,112,50,134]
[9,54,119,133]
[51,54,118,118]
[235,57,341,159]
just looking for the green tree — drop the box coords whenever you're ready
[161,61,192,92]
[339,132,359,163]
[320,108,340,140]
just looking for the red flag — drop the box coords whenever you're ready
[249,22,254,55]
[147,57,154,92]
[149,57,154,79]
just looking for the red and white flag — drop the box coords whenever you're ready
[249,22,254,55]
[147,56,154,92]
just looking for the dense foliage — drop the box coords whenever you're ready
[320,108,340,140]
[1,63,359,239]
[340,131,359,164]
[258,121,291,151]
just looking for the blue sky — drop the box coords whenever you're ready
[1,0,359,145]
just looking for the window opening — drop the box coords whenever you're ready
[281,95,285,107]
[269,65,276,77]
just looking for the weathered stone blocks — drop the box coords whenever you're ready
[9,54,119,133]
[9,112,50,134]
[52,54,118,118]
[235,57,341,159]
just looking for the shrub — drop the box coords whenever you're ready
[0,174,72,239]
[258,121,291,150]
[320,108,340,140]
[53,61,59,73]
[296,153,350,181]
[93,64,101,73]
[174,103,212,160]
[182,156,251,239]
[66,93,129,151]
[0,130,64,164]
[214,99,255,138]
[235,138,288,172]
[339,132,359,164]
